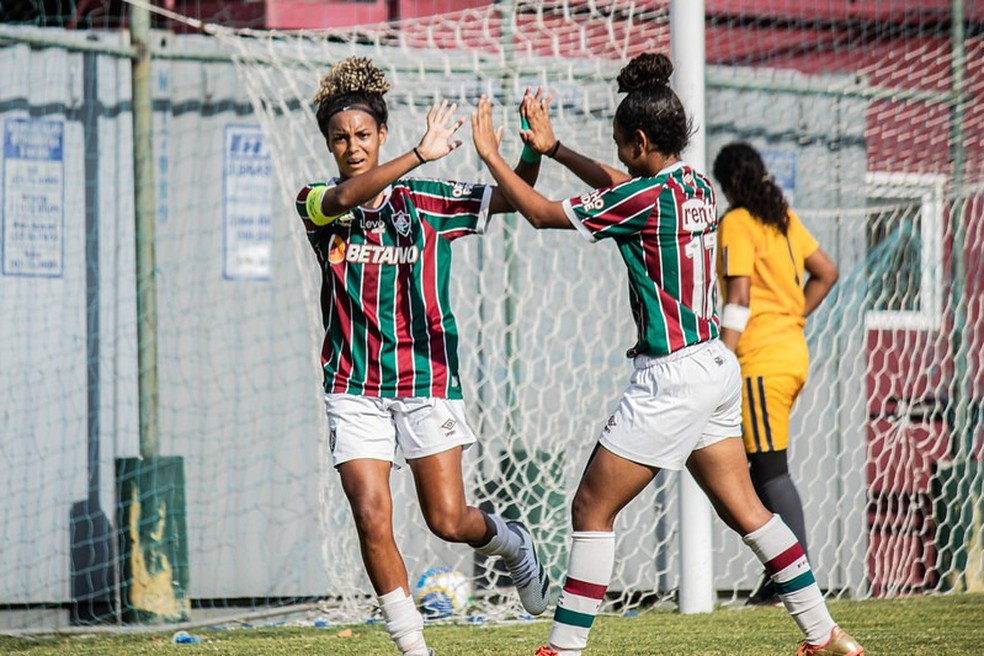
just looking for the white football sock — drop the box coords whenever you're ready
[548,531,615,655]
[743,514,835,645]
[379,588,429,656]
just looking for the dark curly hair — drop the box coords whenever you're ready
[614,52,693,156]
[313,57,390,138]
[712,142,790,234]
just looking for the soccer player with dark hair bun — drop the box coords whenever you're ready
[296,56,550,656]
[712,142,841,608]
[470,52,863,656]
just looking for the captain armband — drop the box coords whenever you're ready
[720,303,751,332]
[304,184,339,226]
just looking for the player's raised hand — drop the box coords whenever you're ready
[415,99,465,162]
[519,86,558,156]
[471,96,504,162]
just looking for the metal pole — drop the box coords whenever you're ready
[131,6,160,458]
[498,0,522,446]
[950,0,966,195]
[936,0,976,593]
[671,0,714,615]
[949,0,969,461]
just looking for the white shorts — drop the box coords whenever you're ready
[324,393,477,468]
[598,339,742,471]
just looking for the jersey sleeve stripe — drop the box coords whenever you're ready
[562,198,598,242]
[475,184,493,234]
[592,206,654,238]
[593,187,659,226]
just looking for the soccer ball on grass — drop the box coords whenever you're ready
[412,566,472,619]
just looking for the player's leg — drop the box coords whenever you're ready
[746,450,805,604]
[407,446,488,543]
[398,397,548,615]
[327,394,430,656]
[540,444,657,656]
[544,342,720,656]
[338,459,409,595]
[749,449,807,549]
[743,374,809,604]
[686,437,774,534]
[688,356,863,655]
[339,459,431,655]
[687,440,862,654]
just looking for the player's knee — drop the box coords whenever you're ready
[348,496,392,539]
[570,493,588,528]
[570,490,613,531]
[423,511,470,542]
[721,496,772,535]
[418,497,471,542]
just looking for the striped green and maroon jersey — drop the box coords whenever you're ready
[561,162,720,357]
[296,177,492,398]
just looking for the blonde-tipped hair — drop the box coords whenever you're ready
[313,56,390,105]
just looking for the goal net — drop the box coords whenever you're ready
[1,0,982,631]
[213,0,984,616]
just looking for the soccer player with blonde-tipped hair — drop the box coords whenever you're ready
[295,57,549,656]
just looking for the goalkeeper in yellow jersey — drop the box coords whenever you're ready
[712,142,840,606]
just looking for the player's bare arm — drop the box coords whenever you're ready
[521,87,630,188]
[487,91,543,215]
[472,96,571,230]
[802,247,839,317]
[320,100,464,216]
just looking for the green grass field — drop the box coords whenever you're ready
[2,594,981,655]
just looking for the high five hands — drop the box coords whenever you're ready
[415,99,466,163]
[415,89,554,167]
[471,88,555,163]
[519,87,557,157]
[470,95,504,162]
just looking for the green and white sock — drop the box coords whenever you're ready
[547,531,615,655]
[743,514,835,644]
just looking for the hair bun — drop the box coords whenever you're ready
[313,56,390,105]
[616,52,673,93]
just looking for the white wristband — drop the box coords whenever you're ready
[721,303,751,332]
